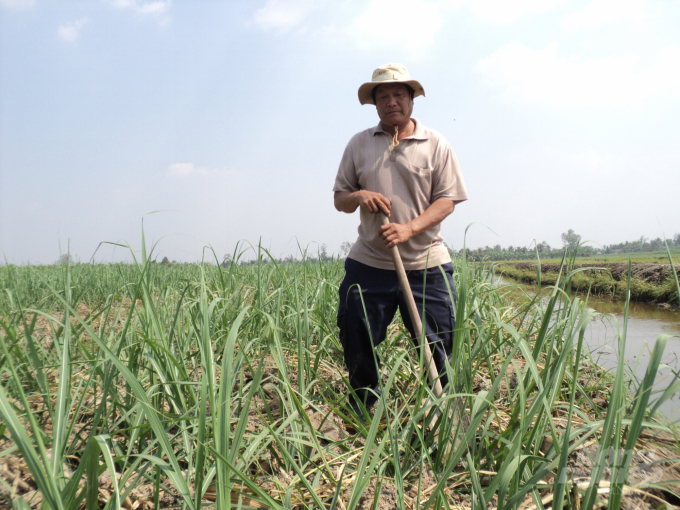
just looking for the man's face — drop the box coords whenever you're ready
[374,83,413,128]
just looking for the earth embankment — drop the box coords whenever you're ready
[498,262,679,307]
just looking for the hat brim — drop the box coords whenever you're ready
[358,79,425,105]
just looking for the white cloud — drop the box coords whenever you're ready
[168,163,195,176]
[566,150,613,173]
[346,0,568,49]
[111,0,171,24]
[349,0,443,51]
[168,163,236,178]
[463,0,568,24]
[253,0,317,32]
[475,43,680,109]
[250,0,569,45]
[562,0,646,30]
[57,18,89,44]
[0,0,34,9]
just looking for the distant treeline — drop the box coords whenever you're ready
[602,234,680,254]
[227,233,680,265]
[155,254,333,268]
[86,233,680,267]
[453,232,680,262]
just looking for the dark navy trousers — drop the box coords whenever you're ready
[337,258,457,408]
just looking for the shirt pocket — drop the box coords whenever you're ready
[409,164,433,176]
[402,164,434,201]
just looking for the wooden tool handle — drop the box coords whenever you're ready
[380,214,443,397]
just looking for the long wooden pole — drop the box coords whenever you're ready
[380,213,443,397]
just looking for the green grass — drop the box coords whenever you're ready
[1,236,680,509]
[517,251,680,265]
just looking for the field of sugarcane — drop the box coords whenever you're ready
[2,237,680,510]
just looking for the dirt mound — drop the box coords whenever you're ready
[507,262,678,285]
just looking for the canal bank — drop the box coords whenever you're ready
[498,261,679,307]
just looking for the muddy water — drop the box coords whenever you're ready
[497,278,680,422]
[583,296,680,423]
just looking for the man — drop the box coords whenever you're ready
[333,63,468,414]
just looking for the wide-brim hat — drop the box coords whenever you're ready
[358,63,426,105]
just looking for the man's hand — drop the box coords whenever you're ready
[357,190,391,215]
[334,190,391,216]
[379,222,413,249]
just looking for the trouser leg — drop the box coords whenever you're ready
[398,263,457,389]
[337,258,399,409]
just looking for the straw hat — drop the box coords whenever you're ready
[358,63,426,105]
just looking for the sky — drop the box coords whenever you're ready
[1,0,679,264]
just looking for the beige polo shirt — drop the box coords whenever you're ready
[333,118,468,270]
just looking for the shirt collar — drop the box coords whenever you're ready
[371,118,428,141]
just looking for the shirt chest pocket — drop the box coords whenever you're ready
[406,145,434,198]
[409,164,433,176]
[397,164,434,202]
[407,144,434,174]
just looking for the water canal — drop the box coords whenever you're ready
[497,278,680,423]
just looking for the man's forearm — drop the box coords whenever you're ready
[334,191,360,213]
[406,198,455,236]
[334,190,391,215]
